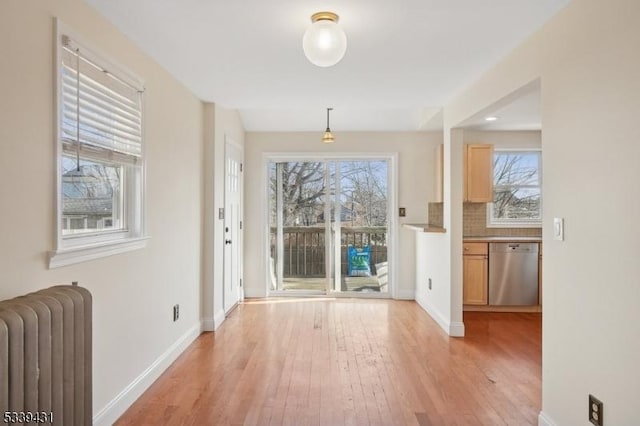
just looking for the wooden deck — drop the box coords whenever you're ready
[116,300,542,425]
[282,276,383,292]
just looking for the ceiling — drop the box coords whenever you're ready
[460,80,541,131]
[85,0,568,131]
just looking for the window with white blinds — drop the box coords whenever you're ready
[51,24,148,268]
[60,35,143,164]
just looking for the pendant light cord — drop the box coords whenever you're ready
[326,107,333,131]
[75,47,81,172]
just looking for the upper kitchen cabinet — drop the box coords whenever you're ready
[464,144,493,202]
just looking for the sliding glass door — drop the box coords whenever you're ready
[268,158,390,295]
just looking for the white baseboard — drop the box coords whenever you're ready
[213,309,226,330]
[243,288,267,298]
[201,317,214,331]
[449,321,465,337]
[93,322,201,426]
[394,288,415,300]
[538,411,557,426]
[415,292,464,337]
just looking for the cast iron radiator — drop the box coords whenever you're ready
[0,285,92,425]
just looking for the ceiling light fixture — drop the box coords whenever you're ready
[485,116,498,122]
[303,12,347,67]
[322,108,335,143]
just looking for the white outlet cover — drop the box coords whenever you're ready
[553,217,564,241]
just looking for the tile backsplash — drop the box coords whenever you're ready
[427,201,542,237]
[428,202,443,228]
[463,203,541,237]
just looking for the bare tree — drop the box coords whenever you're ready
[269,160,389,227]
[493,153,540,219]
[270,162,325,226]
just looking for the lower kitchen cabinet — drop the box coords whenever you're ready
[463,243,488,305]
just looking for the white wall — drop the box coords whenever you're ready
[243,131,442,299]
[414,232,452,332]
[463,130,541,149]
[0,1,204,423]
[202,104,245,330]
[437,0,640,423]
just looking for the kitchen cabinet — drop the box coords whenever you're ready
[433,143,493,203]
[463,242,488,305]
[464,144,493,202]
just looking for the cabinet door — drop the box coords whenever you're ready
[465,144,493,202]
[463,255,488,305]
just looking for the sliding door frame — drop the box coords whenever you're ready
[262,152,398,299]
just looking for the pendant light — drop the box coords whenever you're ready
[303,12,347,67]
[322,108,335,144]
[63,45,89,183]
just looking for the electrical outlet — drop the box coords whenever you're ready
[428,278,432,290]
[399,207,406,217]
[589,394,603,426]
[173,304,179,322]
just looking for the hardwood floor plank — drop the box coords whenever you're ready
[115,300,541,426]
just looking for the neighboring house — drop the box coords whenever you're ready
[61,198,113,230]
[316,206,354,224]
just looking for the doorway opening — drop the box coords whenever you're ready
[267,156,393,297]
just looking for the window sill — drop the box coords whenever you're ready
[49,236,149,269]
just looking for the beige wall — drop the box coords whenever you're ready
[202,105,244,327]
[437,0,640,423]
[243,131,442,299]
[463,129,541,149]
[0,0,204,423]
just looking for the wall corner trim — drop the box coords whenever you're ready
[201,317,215,332]
[538,411,557,426]
[449,321,465,337]
[213,309,226,330]
[394,289,415,300]
[415,292,465,337]
[93,322,201,426]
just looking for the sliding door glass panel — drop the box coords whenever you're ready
[269,161,329,292]
[336,160,389,293]
[269,158,390,295]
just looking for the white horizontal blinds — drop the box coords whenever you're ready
[61,35,143,165]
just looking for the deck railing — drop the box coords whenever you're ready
[270,226,387,277]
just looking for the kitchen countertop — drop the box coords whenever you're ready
[463,236,542,242]
[403,223,447,233]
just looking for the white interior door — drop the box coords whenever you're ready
[224,139,243,313]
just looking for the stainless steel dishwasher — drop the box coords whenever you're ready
[489,242,539,305]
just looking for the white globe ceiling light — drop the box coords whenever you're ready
[303,12,347,67]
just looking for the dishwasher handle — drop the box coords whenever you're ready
[490,242,539,253]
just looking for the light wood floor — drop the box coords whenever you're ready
[116,299,541,425]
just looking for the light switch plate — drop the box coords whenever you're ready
[553,217,564,241]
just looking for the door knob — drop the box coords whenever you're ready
[225,240,232,245]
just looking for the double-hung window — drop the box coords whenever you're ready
[50,24,147,268]
[488,150,542,227]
